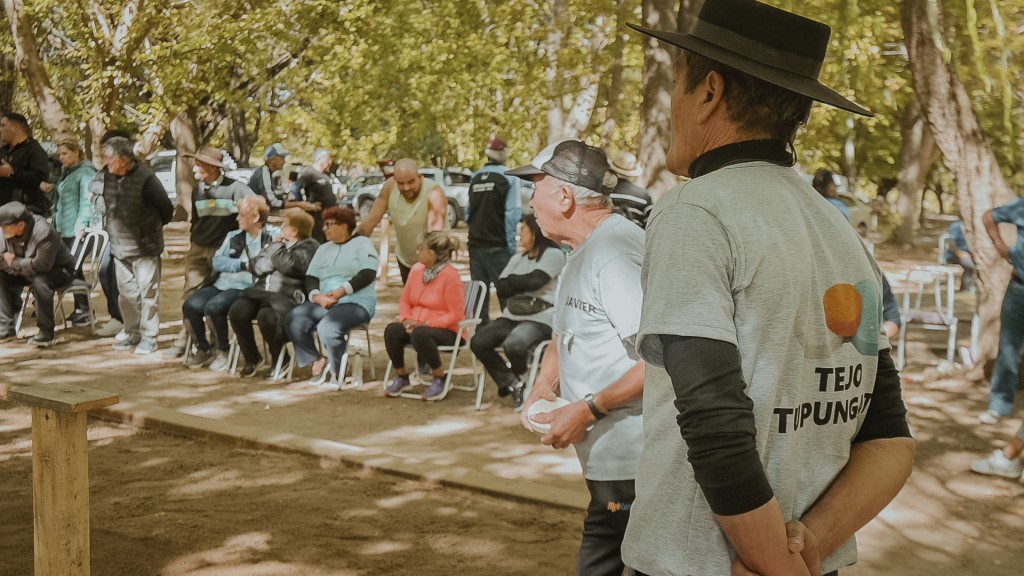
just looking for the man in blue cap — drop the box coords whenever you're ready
[622,2,914,575]
[249,143,290,209]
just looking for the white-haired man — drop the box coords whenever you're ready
[509,140,645,576]
[287,148,337,243]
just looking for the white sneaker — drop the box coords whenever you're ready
[95,319,124,338]
[114,329,130,343]
[970,449,1024,479]
[208,351,231,373]
[979,410,1002,425]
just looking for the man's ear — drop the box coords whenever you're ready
[698,70,727,124]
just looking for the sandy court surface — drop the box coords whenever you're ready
[2,221,1024,575]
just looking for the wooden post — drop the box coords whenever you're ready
[9,383,119,576]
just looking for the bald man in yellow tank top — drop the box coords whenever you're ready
[355,158,448,284]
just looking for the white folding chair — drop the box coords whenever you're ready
[937,233,950,264]
[383,280,487,409]
[272,323,375,388]
[896,265,959,370]
[56,229,109,333]
[13,286,33,338]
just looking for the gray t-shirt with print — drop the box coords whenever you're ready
[500,247,567,327]
[553,214,645,481]
[621,163,888,575]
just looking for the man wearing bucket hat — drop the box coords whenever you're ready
[620,2,914,576]
[164,146,254,360]
[509,140,646,576]
[248,143,289,209]
[607,151,652,228]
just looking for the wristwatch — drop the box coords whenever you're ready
[583,393,607,420]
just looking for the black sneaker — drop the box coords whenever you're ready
[511,380,526,411]
[29,333,56,348]
[69,309,93,326]
[240,355,265,378]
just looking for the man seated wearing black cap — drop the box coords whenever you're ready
[510,139,646,576]
[0,201,75,346]
[622,2,914,576]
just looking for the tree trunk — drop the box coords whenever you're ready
[902,0,1017,376]
[226,105,257,166]
[136,111,173,159]
[894,100,938,247]
[544,0,569,144]
[0,53,15,114]
[169,111,199,222]
[600,0,630,147]
[3,0,73,141]
[638,0,700,200]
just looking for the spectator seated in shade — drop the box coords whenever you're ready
[184,195,276,372]
[284,206,378,384]
[0,201,75,346]
[383,231,466,401]
[469,213,565,409]
[943,219,975,291]
[228,208,319,378]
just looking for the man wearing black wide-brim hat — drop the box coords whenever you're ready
[621,2,914,575]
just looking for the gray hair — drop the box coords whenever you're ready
[313,148,331,166]
[558,179,612,209]
[102,137,135,161]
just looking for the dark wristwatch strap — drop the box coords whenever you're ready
[584,393,606,420]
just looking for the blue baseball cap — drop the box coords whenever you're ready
[265,143,290,160]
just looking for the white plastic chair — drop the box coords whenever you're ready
[896,265,959,370]
[56,229,109,333]
[271,323,375,388]
[519,339,552,406]
[382,280,487,409]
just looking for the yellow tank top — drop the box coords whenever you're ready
[388,177,447,266]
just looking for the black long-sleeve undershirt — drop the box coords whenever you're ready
[495,270,551,299]
[661,335,911,517]
[304,268,376,297]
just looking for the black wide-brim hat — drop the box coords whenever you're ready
[629,0,873,117]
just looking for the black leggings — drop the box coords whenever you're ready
[383,322,457,370]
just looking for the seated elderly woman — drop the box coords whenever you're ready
[384,231,466,401]
[184,195,275,372]
[284,206,378,384]
[470,214,565,409]
[228,208,319,377]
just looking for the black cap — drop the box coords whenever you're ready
[506,140,618,194]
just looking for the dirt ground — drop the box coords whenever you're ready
[1,220,1023,575]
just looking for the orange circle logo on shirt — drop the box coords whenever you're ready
[823,283,863,338]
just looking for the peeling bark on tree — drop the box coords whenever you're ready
[638,0,699,200]
[902,0,1017,376]
[3,0,73,141]
[170,111,199,222]
[895,100,939,247]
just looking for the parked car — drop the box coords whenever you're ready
[348,167,472,228]
[148,150,178,202]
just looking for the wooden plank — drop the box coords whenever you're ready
[9,383,118,414]
[32,407,90,576]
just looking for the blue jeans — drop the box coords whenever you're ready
[285,301,371,374]
[989,277,1024,416]
[183,286,242,353]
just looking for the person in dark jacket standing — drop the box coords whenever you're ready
[0,113,51,216]
[248,143,290,209]
[164,146,254,359]
[0,201,75,346]
[467,137,521,323]
[93,137,173,354]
